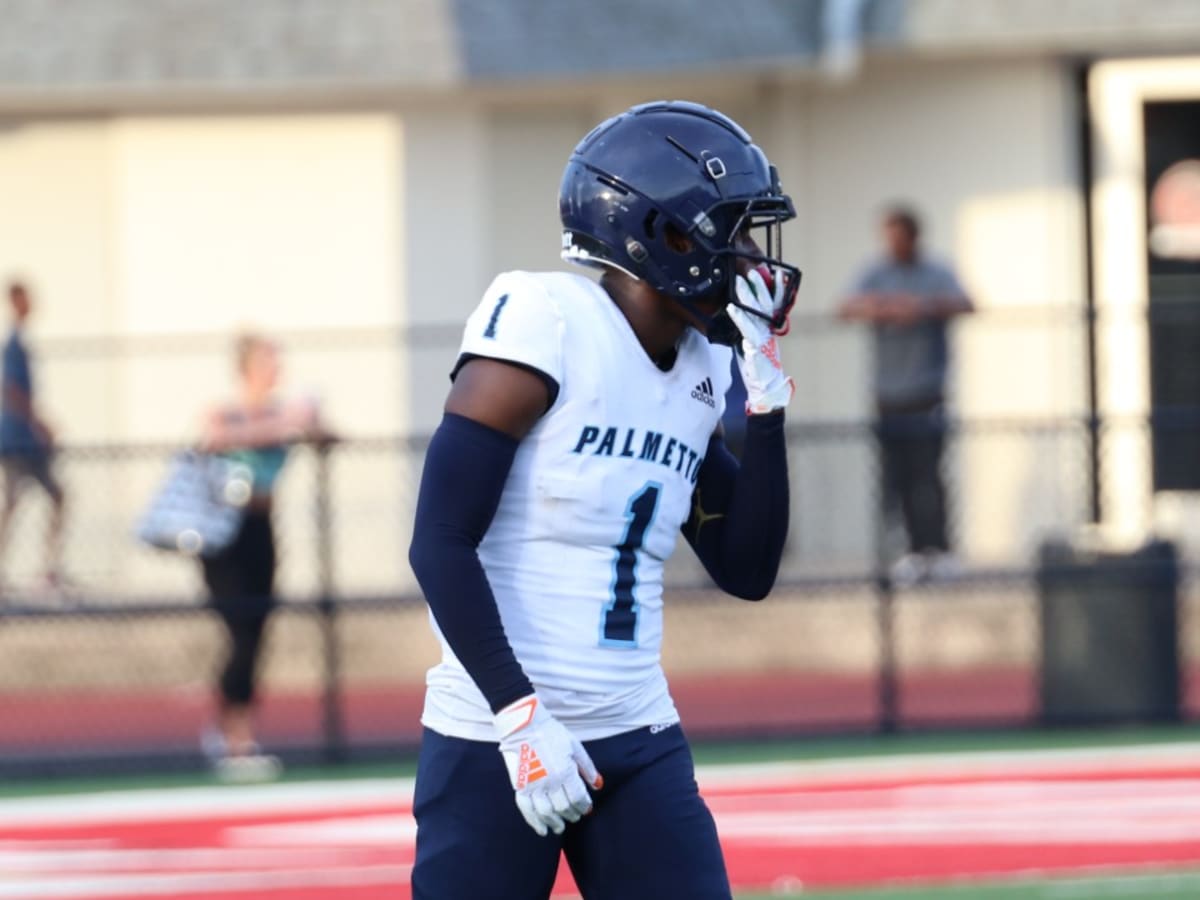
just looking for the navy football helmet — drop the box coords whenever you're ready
[559,101,800,345]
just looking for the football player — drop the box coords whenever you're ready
[409,101,798,900]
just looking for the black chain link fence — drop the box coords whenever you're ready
[0,411,1195,776]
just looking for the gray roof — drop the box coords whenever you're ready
[456,0,826,82]
[0,0,903,94]
[6,0,1200,96]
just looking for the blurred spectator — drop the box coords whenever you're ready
[199,332,326,781]
[838,206,973,585]
[0,281,67,596]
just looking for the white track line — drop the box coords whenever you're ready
[697,741,1200,787]
[710,777,1200,845]
[1,741,1198,828]
[225,814,416,847]
[0,863,412,898]
[0,845,391,873]
[0,778,414,826]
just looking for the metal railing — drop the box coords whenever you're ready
[0,411,1195,775]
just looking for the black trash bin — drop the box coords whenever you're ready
[1038,538,1181,725]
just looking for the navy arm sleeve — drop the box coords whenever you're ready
[683,411,789,601]
[408,412,534,713]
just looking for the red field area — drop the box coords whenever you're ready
[1,748,1200,898]
[10,663,1197,756]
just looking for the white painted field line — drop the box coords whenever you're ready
[224,812,416,847]
[696,741,1200,787]
[710,775,1200,845]
[707,776,1200,813]
[0,839,114,851]
[0,844,390,873]
[715,813,1200,845]
[0,777,415,827]
[0,740,1196,832]
[0,863,412,898]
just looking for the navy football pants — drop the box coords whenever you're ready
[411,724,732,900]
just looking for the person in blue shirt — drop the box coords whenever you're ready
[0,281,67,595]
[839,206,974,585]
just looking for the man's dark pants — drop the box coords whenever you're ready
[876,398,950,554]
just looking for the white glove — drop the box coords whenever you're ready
[728,268,795,414]
[493,694,603,837]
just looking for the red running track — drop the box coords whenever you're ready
[1,749,1199,897]
[10,663,1199,755]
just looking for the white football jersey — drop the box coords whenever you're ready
[421,271,733,742]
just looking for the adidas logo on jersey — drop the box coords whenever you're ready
[691,377,716,408]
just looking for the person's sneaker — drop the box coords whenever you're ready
[200,727,228,765]
[214,753,283,784]
[926,552,965,582]
[39,571,80,606]
[889,553,928,588]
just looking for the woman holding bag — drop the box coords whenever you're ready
[199,332,324,781]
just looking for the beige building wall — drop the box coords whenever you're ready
[0,53,1104,588]
[793,56,1088,566]
[0,119,119,441]
[0,112,404,593]
[111,114,403,440]
[404,57,1089,569]
[0,113,402,443]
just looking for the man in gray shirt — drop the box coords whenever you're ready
[839,207,973,584]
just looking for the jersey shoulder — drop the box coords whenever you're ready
[465,270,604,331]
[481,269,599,308]
[457,270,600,389]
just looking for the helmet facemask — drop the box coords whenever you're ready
[676,194,802,347]
[557,102,802,347]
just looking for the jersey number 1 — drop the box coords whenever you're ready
[601,483,661,647]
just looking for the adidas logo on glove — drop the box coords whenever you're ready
[517,742,547,788]
[691,377,717,408]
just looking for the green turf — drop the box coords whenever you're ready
[691,723,1200,767]
[736,868,1200,898]
[0,758,419,799]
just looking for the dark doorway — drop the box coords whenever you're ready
[1144,100,1200,491]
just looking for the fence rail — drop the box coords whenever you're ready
[0,412,1197,774]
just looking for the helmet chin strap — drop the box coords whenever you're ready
[591,254,724,331]
[671,289,742,346]
[582,242,774,347]
[562,243,642,282]
[674,294,719,327]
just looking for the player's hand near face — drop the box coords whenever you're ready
[729,269,795,414]
[494,694,603,836]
